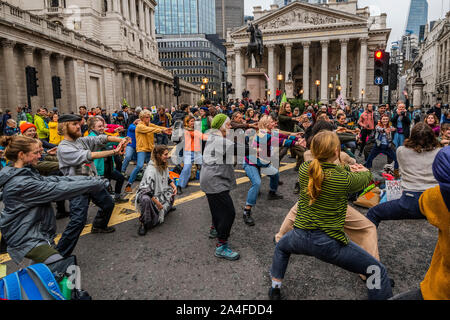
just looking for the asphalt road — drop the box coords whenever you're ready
[2,151,437,300]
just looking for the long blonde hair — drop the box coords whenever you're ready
[307,131,341,205]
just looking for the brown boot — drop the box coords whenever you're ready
[393,169,400,179]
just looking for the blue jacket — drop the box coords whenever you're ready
[127,124,137,149]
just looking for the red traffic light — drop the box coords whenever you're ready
[375,50,383,59]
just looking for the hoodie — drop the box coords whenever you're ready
[0,166,106,263]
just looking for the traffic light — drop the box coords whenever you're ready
[226,82,233,95]
[374,49,386,86]
[52,76,61,99]
[389,63,398,91]
[25,66,39,96]
[173,75,181,97]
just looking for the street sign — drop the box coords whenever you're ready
[375,77,384,85]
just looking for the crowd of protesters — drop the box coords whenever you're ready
[0,96,448,301]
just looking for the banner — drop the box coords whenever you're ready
[336,94,345,110]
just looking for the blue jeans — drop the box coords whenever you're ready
[56,187,114,257]
[179,151,203,189]
[366,191,425,227]
[365,144,398,169]
[393,133,405,148]
[121,145,137,173]
[270,228,393,300]
[128,151,151,185]
[244,162,279,207]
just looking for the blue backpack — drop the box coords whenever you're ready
[0,264,65,300]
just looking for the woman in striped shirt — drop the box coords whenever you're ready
[268,130,393,300]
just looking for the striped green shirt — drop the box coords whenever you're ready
[294,161,372,245]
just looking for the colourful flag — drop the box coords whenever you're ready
[264,73,270,82]
[281,92,287,104]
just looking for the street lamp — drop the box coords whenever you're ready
[328,83,333,100]
[202,78,209,99]
[315,80,320,102]
[299,89,304,99]
[361,89,365,106]
[267,90,271,100]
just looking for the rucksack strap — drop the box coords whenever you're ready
[27,264,65,300]
[1,272,22,300]
[18,269,42,300]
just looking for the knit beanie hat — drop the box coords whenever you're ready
[19,122,36,134]
[211,114,228,130]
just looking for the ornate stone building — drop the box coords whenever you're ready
[225,1,391,104]
[0,0,200,115]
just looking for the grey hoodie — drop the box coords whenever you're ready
[0,166,106,263]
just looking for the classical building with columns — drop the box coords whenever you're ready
[225,1,391,104]
[0,0,200,115]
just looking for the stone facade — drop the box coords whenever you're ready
[226,1,390,104]
[0,0,200,115]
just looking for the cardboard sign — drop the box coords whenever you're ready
[0,264,6,279]
[386,180,403,201]
[151,106,157,114]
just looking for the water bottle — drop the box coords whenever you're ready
[58,276,72,300]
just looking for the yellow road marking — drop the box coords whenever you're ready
[0,162,296,264]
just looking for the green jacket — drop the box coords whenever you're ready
[34,114,49,139]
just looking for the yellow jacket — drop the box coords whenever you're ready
[419,186,450,300]
[136,122,165,153]
[48,121,63,145]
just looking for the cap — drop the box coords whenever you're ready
[58,114,82,123]
[19,122,36,134]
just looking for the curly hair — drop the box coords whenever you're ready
[403,122,440,153]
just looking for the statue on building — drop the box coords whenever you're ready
[246,23,264,68]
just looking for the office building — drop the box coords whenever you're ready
[405,0,428,36]
[215,0,244,40]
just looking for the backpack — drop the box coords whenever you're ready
[171,119,184,143]
[0,263,65,300]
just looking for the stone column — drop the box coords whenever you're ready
[148,79,154,106]
[56,54,68,114]
[160,82,165,107]
[302,41,310,101]
[134,75,140,107]
[154,81,160,106]
[2,40,17,110]
[320,40,329,104]
[41,50,54,108]
[145,5,150,35]
[150,8,156,37]
[123,72,131,104]
[284,42,293,98]
[339,38,348,100]
[140,76,146,106]
[113,0,120,13]
[235,48,243,100]
[267,44,276,100]
[122,0,130,20]
[226,53,233,85]
[138,0,144,31]
[23,45,34,67]
[130,0,137,25]
[359,38,368,103]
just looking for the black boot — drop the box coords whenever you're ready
[138,223,147,236]
[243,209,255,226]
[268,191,284,200]
[177,186,183,195]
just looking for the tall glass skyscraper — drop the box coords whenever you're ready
[405,0,428,36]
[155,0,216,35]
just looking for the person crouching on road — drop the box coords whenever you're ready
[268,131,393,300]
[135,145,177,236]
[0,135,108,265]
[200,114,240,261]
[56,114,129,258]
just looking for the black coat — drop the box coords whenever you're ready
[391,113,411,138]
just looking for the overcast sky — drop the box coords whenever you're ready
[244,0,448,48]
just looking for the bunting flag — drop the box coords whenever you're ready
[264,73,270,82]
[281,92,287,104]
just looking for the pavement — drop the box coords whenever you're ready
[0,149,437,300]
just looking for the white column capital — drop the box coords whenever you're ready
[302,41,311,48]
[360,37,369,45]
[23,45,35,54]
[320,40,330,47]
[41,49,52,57]
[267,43,276,49]
[284,42,293,48]
[339,38,350,45]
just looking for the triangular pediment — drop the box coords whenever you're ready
[232,2,367,36]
